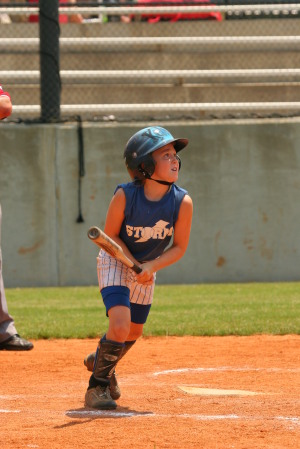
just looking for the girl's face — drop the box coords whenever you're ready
[152,144,180,183]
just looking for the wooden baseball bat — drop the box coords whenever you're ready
[87,226,142,274]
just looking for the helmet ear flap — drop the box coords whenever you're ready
[138,155,156,179]
[138,165,150,179]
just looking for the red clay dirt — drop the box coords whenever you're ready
[1,335,300,449]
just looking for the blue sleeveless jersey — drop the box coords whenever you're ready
[115,182,187,262]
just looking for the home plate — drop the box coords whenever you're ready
[178,386,261,396]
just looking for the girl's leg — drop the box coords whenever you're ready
[106,305,131,342]
[84,313,147,372]
[85,287,131,410]
[85,284,152,409]
[126,322,144,341]
[85,334,124,409]
[84,322,143,371]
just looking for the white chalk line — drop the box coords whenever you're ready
[1,406,299,426]
[65,409,300,424]
[153,367,300,376]
[66,410,153,418]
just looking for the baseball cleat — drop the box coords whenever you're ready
[0,334,34,351]
[85,386,117,410]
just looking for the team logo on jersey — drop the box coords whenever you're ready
[126,220,173,243]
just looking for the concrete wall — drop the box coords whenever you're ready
[1,119,300,287]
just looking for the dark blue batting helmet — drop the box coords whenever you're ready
[124,126,188,181]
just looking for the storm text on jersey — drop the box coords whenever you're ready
[126,220,173,243]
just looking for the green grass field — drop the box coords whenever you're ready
[6,282,300,339]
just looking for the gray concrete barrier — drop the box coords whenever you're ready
[1,119,300,287]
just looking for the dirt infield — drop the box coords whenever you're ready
[1,335,300,449]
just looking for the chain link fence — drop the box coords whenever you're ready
[0,1,300,121]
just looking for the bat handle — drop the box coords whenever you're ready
[131,263,143,274]
[132,264,142,274]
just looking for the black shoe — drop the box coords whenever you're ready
[0,334,34,351]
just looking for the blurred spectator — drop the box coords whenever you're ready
[103,0,132,23]
[134,0,222,23]
[28,0,83,24]
[68,0,84,23]
[0,12,11,24]
[0,0,12,24]
[8,0,28,23]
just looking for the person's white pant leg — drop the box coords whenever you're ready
[0,204,17,342]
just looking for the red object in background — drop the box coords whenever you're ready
[0,86,11,100]
[28,0,68,23]
[135,0,222,22]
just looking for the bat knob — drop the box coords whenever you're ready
[88,226,100,239]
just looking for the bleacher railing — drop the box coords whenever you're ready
[0,2,300,121]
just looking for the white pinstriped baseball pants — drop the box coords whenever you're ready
[97,250,155,305]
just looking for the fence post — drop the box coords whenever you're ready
[39,0,60,121]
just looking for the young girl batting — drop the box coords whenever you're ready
[84,126,193,409]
